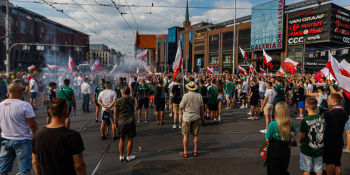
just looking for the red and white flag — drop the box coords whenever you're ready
[172,40,182,81]
[340,60,350,77]
[91,59,102,73]
[238,65,247,75]
[68,56,76,73]
[110,64,117,74]
[277,67,285,77]
[263,49,273,69]
[260,68,266,74]
[249,65,257,74]
[327,52,350,99]
[282,58,299,74]
[239,47,249,59]
[47,64,59,70]
[207,66,214,74]
[27,65,36,72]
[136,50,148,60]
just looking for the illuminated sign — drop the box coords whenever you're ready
[194,33,204,41]
[250,0,285,51]
[331,4,350,45]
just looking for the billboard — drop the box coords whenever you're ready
[287,4,331,45]
[250,0,285,51]
[331,4,350,45]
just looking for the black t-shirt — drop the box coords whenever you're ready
[172,84,182,104]
[131,82,139,97]
[296,87,305,101]
[343,92,350,114]
[324,109,349,148]
[32,126,85,175]
[251,84,259,99]
[154,86,165,103]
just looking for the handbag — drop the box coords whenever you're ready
[290,131,297,147]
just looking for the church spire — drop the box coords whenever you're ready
[183,0,191,28]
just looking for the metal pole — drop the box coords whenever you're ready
[232,0,236,75]
[5,0,10,74]
[302,43,305,74]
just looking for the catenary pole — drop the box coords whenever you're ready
[232,0,236,75]
[5,0,10,74]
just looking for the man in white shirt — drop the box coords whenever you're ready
[168,80,177,117]
[259,78,266,104]
[29,76,38,107]
[0,81,38,174]
[77,75,83,98]
[260,82,276,133]
[58,75,64,89]
[98,81,117,140]
[81,78,91,113]
[240,78,249,109]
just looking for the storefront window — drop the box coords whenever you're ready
[209,35,219,53]
[223,54,232,68]
[209,55,219,65]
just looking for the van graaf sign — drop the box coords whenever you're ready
[288,11,328,45]
[250,0,284,51]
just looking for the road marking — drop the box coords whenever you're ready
[91,141,112,175]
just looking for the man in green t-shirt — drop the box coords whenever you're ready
[57,79,76,128]
[115,77,128,99]
[299,97,325,175]
[94,79,105,123]
[208,79,219,123]
[224,78,235,109]
[136,79,150,123]
[274,78,285,103]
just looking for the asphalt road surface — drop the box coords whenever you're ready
[8,98,350,175]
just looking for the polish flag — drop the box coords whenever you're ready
[47,64,59,70]
[340,60,350,77]
[68,56,76,73]
[263,49,273,69]
[238,65,247,75]
[136,50,148,60]
[277,67,285,77]
[282,58,299,74]
[110,64,117,74]
[207,66,214,74]
[249,65,257,74]
[172,40,182,81]
[327,52,350,99]
[27,65,36,72]
[260,68,266,74]
[91,59,102,73]
[239,47,249,59]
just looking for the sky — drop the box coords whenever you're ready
[10,0,350,56]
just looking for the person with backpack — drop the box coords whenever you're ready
[57,79,76,128]
[136,79,150,123]
[172,78,183,129]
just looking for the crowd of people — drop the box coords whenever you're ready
[0,70,349,175]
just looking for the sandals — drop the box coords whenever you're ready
[193,152,198,157]
[179,152,188,158]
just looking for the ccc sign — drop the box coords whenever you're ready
[288,37,304,44]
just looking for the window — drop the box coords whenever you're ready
[209,55,219,65]
[20,21,26,34]
[195,46,204,51]
[222,32,233,51]
[209,34,219,53]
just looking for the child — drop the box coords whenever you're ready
[323,94,349,175]
[299,97,325,175]
[46,82,57,124]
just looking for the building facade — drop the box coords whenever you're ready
[89,44,121,68]
[0,2,89,71]
[134,31,156,71]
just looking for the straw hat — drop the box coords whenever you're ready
[185,81,198,91]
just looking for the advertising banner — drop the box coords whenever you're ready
[331,4,350,45]
[250,0,285,51]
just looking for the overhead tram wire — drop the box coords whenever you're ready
[124,0,141,33]
[110,0,136,35]
[39,0,126,51]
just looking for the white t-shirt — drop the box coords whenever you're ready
[98,89,117,111]
[259,81,266,93]
[22,75,28,83]
[58,76,64,86]
[77,76,83,86]
[308,84,314,93]
[242,81,249,93]
[30,79,38,92]
[264,89,276,106]
[0,99,35,140]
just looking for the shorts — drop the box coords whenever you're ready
[155,100,165,112]
[173,104,182,113]
[95,100,100,107]
[297,101,305,109]
[259,92,265,99]
[323,147,343,166]
[101,110,114,125]
[299,153,323,173]
[182,119,200,136]
[208,104,218,111]
[203,98,208,105]
[117,122,137,139]
[137,98,149,109]
[149,95,154,101]
[345,116,350,130]
[241,92,247,100]
[30,92,37,99]
[0,139,32,174]
[263,105,273,116]
[250,98,259,106]
[226,94,233,101]
[217,95,224,102]
[169,96,174,104]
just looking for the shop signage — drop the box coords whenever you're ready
[289,14,325,24]
[285,0,330,11]
[331,5,350,45]
[343,37,350,44]
[194,33,204,41]
[250,0,284,51]
[196,59,202,66]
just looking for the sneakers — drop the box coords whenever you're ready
[119,156,125,162]
[144,120,149,123]
[225,107,230,110]
[178,123,182,129]
[137,120,141,123]
[240,105,245,109]
[172,124,177,129]
[343,148,350,153]
[169,113,173,117]
[260,129,267,134]
[245,105,248,109]
[247,112,251,115]
[214,118,217,122]
[218,115,221,122]
[126,155,136,162]
[247,117,255,120]
[253,117,259,120]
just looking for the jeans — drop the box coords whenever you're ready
[0,139,32,174]
[83,93,90,112]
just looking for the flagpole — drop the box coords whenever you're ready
[181,58,185,93]
[232,0,236,75]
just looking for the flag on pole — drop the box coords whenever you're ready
[340,60,350,77]
[249,65,257,74]
[110,64,117,74]
[91,59,102,73]
[27,65,36,72]
[172,40,182,81]
[207,66,214,74]
[239,47,249,59]
[327,52,350,99]
[282,58,299,74]
[260,68,266,74]
[47,64,59,70]
[238,65,247,75]
[277,67,285,77]
[263,49,273,69]
[136,50,148,60]
[68,56,76,73]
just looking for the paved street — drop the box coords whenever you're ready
[11,98,350,175]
